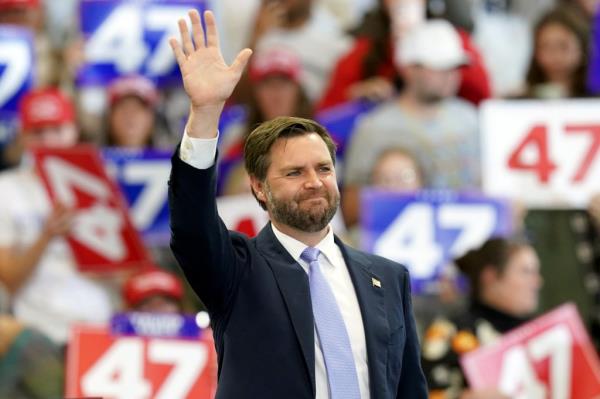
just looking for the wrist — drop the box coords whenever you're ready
[186,103,224,138]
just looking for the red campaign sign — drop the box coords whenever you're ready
[461,303,600,398]
[31,145,149,272]
[65,325,217,399]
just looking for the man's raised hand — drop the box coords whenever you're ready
[169,10,252,137]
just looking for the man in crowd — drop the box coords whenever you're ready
[342,20,480,226]
[0,88,114,345]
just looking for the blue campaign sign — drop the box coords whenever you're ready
[361,190,513,294]
[102,148,171,246]
[111,312,201,339]
[315,100,376,158]
[0,111,18,149]
[588,9,600,94]
[0,26,35,112]
[78,0,210,86]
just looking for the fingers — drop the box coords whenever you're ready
[169,37,186,67]
[45,204,74,236]
[189,9,206,48]
[204,10,220,48]
[231,48,253,76]
[178,18,194,56]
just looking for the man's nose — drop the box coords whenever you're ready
[304,169,323,189]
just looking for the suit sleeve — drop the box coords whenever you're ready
[169,146,246,317]
[397,269,428,398]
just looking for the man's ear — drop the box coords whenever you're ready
[249,175,266,203]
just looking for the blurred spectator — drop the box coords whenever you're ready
[471,0,533,96]
[2,87,77,168]
[123,267,184,313]
[342,20,480,226]
[221,47,312,156]
[105,75,160,149]
[0,0,62,87]
[240,0,351,102]
[0,88,114,345]
[318,0,491,110]
[421,237,542,398]
[369,147,424,191]
[589,194,600,350]
[563,0,600,18]
[0,313,64,399]
[319,0,377,29]
[522,5,592,99]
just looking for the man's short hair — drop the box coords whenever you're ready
[243,116,337,210]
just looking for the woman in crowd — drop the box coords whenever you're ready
[523,5,592,99]
[105,75,160,149]
[421,237,543,398]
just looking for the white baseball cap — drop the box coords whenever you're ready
[395,20,469,70]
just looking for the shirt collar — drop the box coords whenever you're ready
[270,223,337,266]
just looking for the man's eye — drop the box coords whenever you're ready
[319,166,331,172]
[286,171,300,176]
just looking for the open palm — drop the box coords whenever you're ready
[169,10,252,109]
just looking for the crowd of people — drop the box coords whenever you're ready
[0,0,599,397]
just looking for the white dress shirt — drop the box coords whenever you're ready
[179,131,370,398]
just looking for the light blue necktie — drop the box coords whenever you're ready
[301,247,361,399]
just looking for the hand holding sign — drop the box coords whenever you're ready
[42,203,75,238]
[169,10,251,137]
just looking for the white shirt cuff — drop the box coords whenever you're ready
[179,130,219,169]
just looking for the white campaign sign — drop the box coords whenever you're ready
[481,99,600,208]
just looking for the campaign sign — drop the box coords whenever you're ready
[461,303,600,399]
[217,194,269,238]
[0,111,18,149]
[0,26,35,112]
[78,0,209,86]
[481,99,600,208]
[315,100,376,158]
[111,313,201,339]
[103,148,171,246]
[31,145,149,273]
[588,8,600,94]
[66,323,217,399]
[361,190,512,293]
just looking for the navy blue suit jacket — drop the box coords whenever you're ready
[168,151,428,398]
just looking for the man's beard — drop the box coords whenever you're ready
[265,185,339,233]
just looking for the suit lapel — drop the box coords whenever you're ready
[256,224,316,396]
[337,238,390,399]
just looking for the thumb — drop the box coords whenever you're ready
[230,48,253,76]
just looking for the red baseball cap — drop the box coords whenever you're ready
[0,0,39,10]
[123,268,184,308]
[249,47,301,83]
[108,75,159,107]
[18,88,75,131]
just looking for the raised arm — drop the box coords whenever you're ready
[169,9,252,138]
[168,10,252,316]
